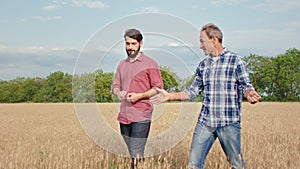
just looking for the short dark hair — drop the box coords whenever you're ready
[201,23,223,43]
[124,28,143,42]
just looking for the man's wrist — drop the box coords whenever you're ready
[166,93,173,101]
[112,88,120,96]
[244,89,254,98]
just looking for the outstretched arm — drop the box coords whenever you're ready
[150,88,190,104]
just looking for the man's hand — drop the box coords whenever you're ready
[150,88,169,104]
[116,90,127,100]
[244,89,261,104]
[126,93,142,103]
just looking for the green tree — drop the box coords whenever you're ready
[0,80,11,102]
[0,77,46,103]
[244,54,275,101]
[22,77,45,102]
[95,70,114,102]
[31,77,47,102]
[37,71,72,102]
[181,74,196,89]
[272,48,300,101]
[9,78,27,102]
[160,66,180,92]
[245,48,300,101]
[72,72,97,103]
[1,48,299,103]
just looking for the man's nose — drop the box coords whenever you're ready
[128,44,134,49]
[200,44,203,49]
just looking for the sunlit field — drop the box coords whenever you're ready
[0,102,299,169]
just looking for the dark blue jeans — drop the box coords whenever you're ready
[120,120,151,158]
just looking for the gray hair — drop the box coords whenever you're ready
[201,23,223,43]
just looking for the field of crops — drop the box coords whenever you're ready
[0,102,299,169]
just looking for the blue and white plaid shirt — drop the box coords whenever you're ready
[184,48,254,127]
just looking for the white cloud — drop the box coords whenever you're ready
[7,64,15,68]
[252,0,300,13]
[284,21,300,31]
[132,6,163,13]
[0,44,7,49]
[0,45,79,80]
[18,46,46,53]
[43,1,69,11]
[167,42,194,47]
[211,0,248,6]
[72,0,109,9]
[51,47,77,51]
[209,0,300,13]
[226,27,300,56]
[167,42,182,47]
[0,45,77,55]
[143,6,161,13]
[43,4,61,11]
[43,0,110,10]
[52,1,68,6]
[33,16,63,21]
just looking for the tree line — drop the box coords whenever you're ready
[0,48,299,103]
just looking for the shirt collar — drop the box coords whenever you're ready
[125,52,144,62]
[208,48,227,62]
[219,47,228,57]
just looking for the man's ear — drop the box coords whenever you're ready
[212,36,219,44]
[139,40,143,47]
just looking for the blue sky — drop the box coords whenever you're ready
[1,0,300,80]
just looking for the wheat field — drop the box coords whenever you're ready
[0,102,299,169]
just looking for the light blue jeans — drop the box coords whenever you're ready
[188,121,245,169]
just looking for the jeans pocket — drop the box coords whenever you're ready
[193,122,214,144]
[231,122,241,129]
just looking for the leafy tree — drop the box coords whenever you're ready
[0,77,46,103]
[0,80,11,102]
[22,77,45,102]
[95,70,114,102]
[37,71,72,102]
[244,54,275,101]
[160,66,180,92]
[181,74,196,89]
[31,78,47,102]
[72,72,97,103]
[244,48,300,101]
[0,48,299,103]
[272,48,300,101]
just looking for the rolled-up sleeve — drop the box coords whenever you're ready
[235,58,254,94]
[149,61,164,89]
[111,65,121,92]
[184,67,204,100]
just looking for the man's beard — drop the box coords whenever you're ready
[126,47,140,58]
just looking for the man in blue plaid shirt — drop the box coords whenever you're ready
[151,23,261,169]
